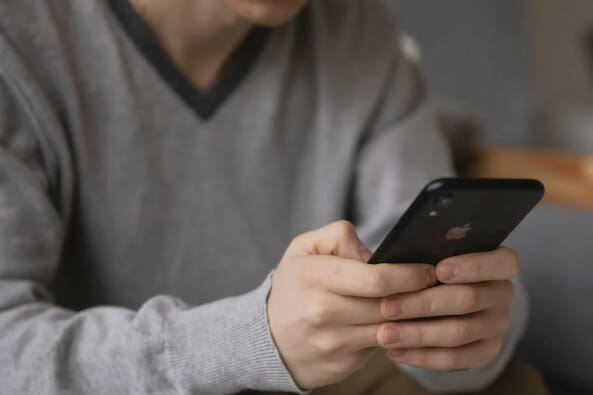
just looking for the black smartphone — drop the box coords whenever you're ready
[368,178,545,265]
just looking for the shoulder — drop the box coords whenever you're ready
[303,0,404,88]
[0,0,116,111]
[296,0,405,122]
[0,0,112,66]
[308,0,401,61]
[0,0,104,34]
[311,0,399,33]
[0,0,111,148]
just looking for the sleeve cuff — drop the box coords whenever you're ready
[164,271,306,394]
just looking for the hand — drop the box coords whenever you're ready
[267,221,437,390]
[380,247,519,371]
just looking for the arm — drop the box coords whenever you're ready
[352,41,528,393]
[0,72,301,395]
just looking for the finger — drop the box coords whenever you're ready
[325,294,384,325]
[305,256,437,297]
[341,324,384,350]
[436,247,519,284]
[286,220,373,261]
[307,325,381,354]
[377,309,509,349]
[381,281,514,320]
[386,337,504,370]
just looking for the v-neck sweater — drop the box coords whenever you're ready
[0,0,526,393]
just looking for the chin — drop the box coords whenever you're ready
[224,0,310,26]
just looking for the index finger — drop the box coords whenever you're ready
[436,246,519,284]
[312,256,437,297]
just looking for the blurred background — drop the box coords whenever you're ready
[398,0,593,149]
[395,1,593,394]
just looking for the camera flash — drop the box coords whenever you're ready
[429,211,437,217]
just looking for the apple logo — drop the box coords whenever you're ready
[446,224,472,240]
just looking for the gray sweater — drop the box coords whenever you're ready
[0,0,526,394]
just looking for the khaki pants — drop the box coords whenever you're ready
[254,352,548,395]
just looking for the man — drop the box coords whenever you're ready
[0,0,545,394]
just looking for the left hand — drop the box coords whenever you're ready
[378,247,519,371]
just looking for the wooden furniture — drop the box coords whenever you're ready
[466,147,593,210]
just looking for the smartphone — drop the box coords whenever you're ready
[368,178,545,265]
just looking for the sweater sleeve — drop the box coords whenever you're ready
[352,35,529,393]
[0,64,302,395]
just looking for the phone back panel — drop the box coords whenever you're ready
[368,178,545,265]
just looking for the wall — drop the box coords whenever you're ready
[523,0,593,108]
[522,0,593,152]
[395,0,533,145]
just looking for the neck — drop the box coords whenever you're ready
[130,0,253,90]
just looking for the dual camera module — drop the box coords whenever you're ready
[430,193,455,217]
[435,193,455,208]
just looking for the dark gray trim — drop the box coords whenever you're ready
[106,0,270,120]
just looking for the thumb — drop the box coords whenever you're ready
[286,220,373,262]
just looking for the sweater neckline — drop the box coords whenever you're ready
[106,0,270,121]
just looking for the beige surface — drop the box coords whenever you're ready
[467,147,593,210]
[261,351,548,395]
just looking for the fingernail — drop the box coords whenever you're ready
[384,298,402,319]
[360,246,373,262]
[383,326,400,345]
[439,262,455,281]
[388,349,406,359]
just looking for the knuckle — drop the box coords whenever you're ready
[313,333,342,355]
[442,351,461,371]
[292,233,304,243]
[416,350,428,367]
[454,255,473,277]
[503,247,520,275]
[306,303,333,328]
[487,339,504,361]
[302,265,320,288]
[334,220,355,237]
[502,280,515,302]
[365,270,387,294]
[410,326,424,345]
[455,323,473,345]
[504,247,520,264]
[498,307,511,331]
[327,260,343,284]
[289,233,307,250]
[494,339,504,357]
[418,266,434,287]
[401,294,433,317]
[324,364,347,380]
[420,294,435,316]
[402,267,431,290]
[380,297,396,318]
[460,287,481,311]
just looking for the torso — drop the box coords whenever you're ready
[0,0,398,309]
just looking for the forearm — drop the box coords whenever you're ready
[165,272,303,394]
[0,273,302,394]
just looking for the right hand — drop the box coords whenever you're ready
[267,221,437,390]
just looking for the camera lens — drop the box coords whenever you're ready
[435,193,454,208]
